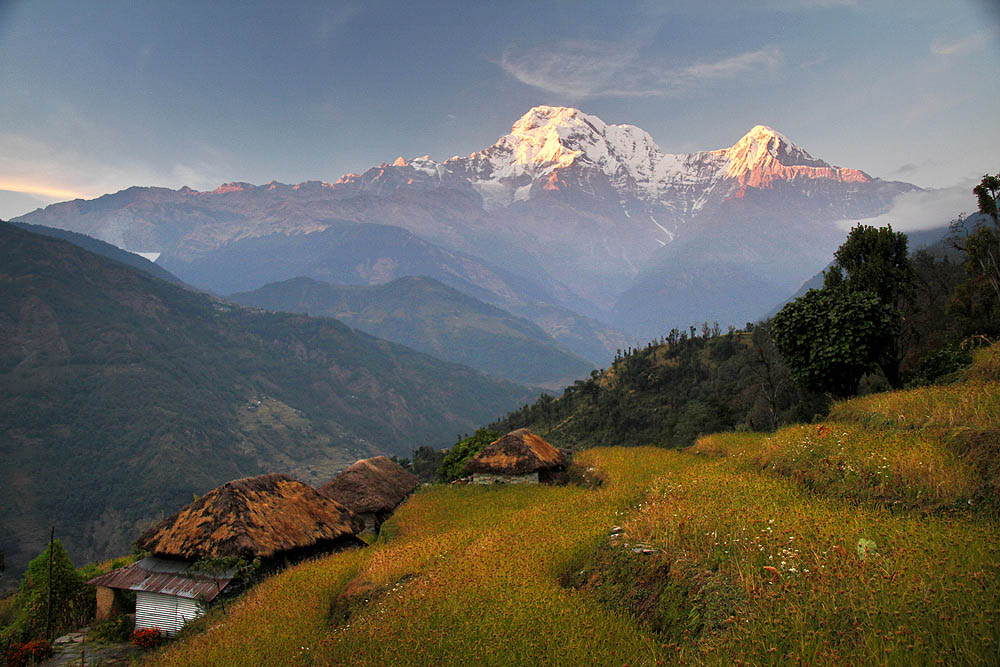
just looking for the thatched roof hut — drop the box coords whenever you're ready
[317,456,419,531]
[465,428,566,483]
[136,473,363,561]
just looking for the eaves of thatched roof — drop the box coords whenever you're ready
[136,473,360,560]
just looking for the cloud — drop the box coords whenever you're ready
[892,163,919,176]
[498,42,783,99]
[0,132,235,207]
[835,183,975,233]
[931,28,996,56]
[682,47,782,79]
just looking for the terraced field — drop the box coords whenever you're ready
[149,347,1000,666]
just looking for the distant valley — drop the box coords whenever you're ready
[0,222,534,581]
[231,276,593,389]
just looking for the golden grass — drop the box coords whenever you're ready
[147,364,1000,666]
[830,380,1000,432]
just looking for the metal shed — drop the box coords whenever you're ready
[87,556,234,636]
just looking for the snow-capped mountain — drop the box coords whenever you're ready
[14,106,917,348]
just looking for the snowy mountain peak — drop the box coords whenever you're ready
[724,125,828,175]
[719,124,870,188]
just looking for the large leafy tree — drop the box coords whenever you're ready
[5,540,89,643]
[950,173,1000,336]
[821,224,913,387]
[772,288,899,397]
[773,224,912,396]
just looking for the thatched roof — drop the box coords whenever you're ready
[317,456,419,515]
[136,473,361,560]
[465,429,566,475]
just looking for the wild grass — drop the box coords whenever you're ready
[147,355,1000,666]
[729,424,983,510]
[830,380,1000,431]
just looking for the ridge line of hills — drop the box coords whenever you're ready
[0,221,538,583]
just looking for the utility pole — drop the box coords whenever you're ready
[45,526,54,640]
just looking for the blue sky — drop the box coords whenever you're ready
[1,0,997,220]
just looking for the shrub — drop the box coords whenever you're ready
[5,639,53,667]
[90,613,134,643]
[132,627,162,649]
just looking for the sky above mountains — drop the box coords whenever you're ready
[1,0,998,220]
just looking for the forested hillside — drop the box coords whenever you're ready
[0,222,534,582]
[231,276,592,388]
[492,326,829,450]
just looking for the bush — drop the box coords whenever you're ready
[5,639,53,667]
[131,627,162,649]
[437,429,500,482]
[89,613,133,643]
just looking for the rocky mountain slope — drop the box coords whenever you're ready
[231,276,593,388]
[14,106,916,340]
[0,222,534,580]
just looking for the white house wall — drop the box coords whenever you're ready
[136,591,205,636]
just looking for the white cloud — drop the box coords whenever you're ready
[931,28,996,56]
[835,183,976,233]
[498,42,783,99]
[681,47,782,79]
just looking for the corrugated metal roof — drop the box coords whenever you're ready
[86,557,233,602]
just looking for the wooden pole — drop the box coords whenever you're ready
[45,526,54,640]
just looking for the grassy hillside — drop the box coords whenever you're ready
[231,276,593,388]
[0,222,535,582]
[147,346,1000,666]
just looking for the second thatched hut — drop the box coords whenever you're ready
[465,428,566,484]
[318,456,420,532]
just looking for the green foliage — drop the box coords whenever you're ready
[437,429,501,482]
[772,288,899,397]
[824,223,913,306]
[89,613,134,643]
[948,174,1000,337]
[493,328,827,450]
[818,224,913,387]
[973,173,999,224]
[4,540,89,644]
[189,556,260,610]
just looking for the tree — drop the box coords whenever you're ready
[950,173,1000,336]
[824,224,913,305]
[188,555,259,612]
[821,224,913,387]
[771,287,899,398]
[6,540,88,642]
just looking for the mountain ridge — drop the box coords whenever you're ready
[230,275,594,388]
[13,106,918,338]
[0,221,535,581]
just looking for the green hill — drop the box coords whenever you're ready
[231,276,593,389]
[0,222,535,583]
[147,344,1000,666]
[492,326,828,450]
